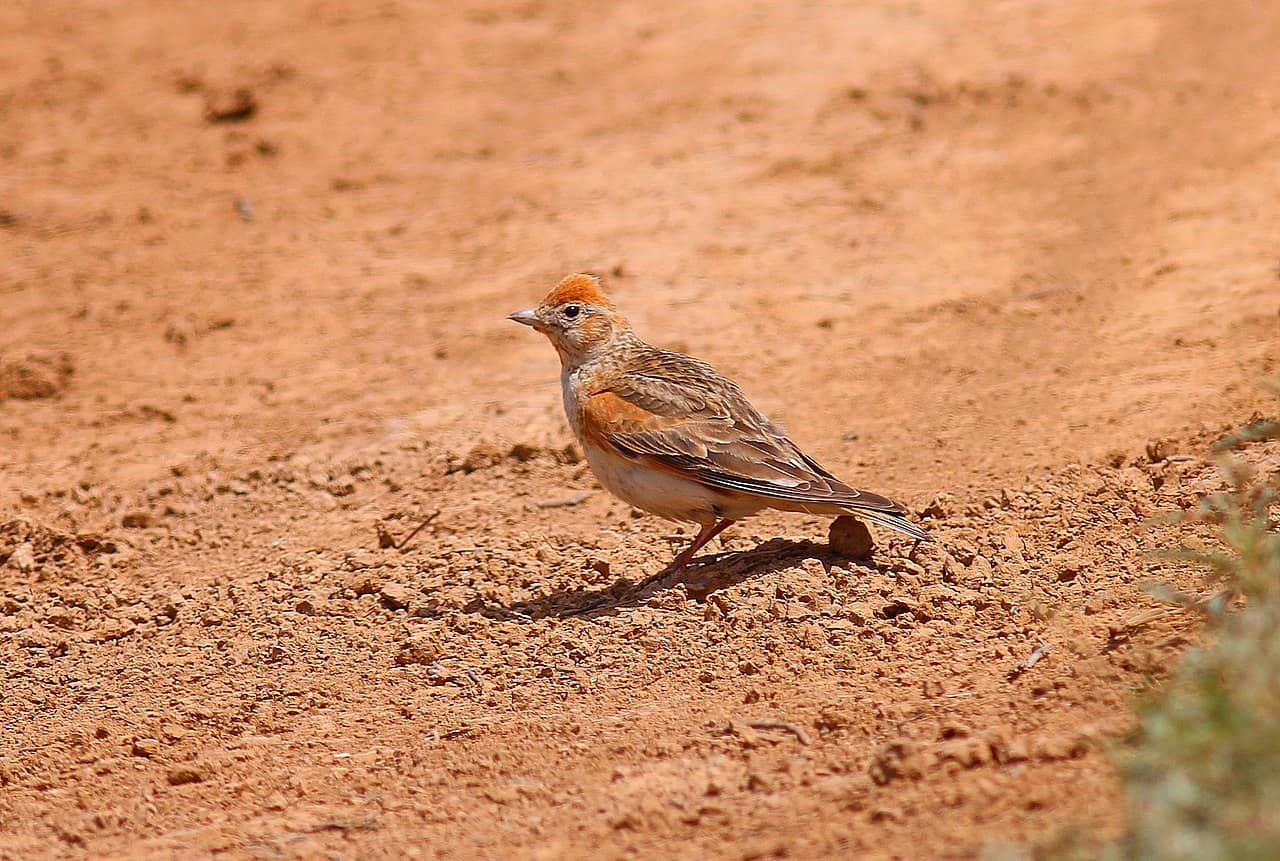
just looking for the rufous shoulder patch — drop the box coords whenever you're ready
[542,273,613,309]
[582,390,675,435]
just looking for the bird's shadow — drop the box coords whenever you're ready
[461,538,871,622]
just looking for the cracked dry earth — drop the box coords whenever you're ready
[3,0,1280,859]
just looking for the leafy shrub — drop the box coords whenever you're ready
[1122,416,1280,861]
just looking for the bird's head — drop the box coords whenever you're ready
[508,273,628,365]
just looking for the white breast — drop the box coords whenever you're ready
[583,437,724,523]
[560,368,763,524]
[561,368,584,438]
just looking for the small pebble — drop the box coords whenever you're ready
[829,516,874,559]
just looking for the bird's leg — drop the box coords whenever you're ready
[669,519,735,572]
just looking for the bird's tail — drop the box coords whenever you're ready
[784,498,933,543]
[835,503,933,544]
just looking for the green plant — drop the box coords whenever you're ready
[1121,413,1280,861]
[988,404,1280,861]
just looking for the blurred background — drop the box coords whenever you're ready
[4,0,1276,501]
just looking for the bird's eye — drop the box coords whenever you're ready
[563,304,581,319]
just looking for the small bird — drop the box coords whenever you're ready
[509,273,931,572]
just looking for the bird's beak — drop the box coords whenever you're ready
[507,308,543,330]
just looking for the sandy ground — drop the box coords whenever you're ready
[2,0,1279,858]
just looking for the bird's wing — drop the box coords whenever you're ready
[579,348,912,521]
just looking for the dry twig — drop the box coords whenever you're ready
[743,719,812,745]
[1008,642,1052,679]
[380,510,439,551]
[536,491,593,508]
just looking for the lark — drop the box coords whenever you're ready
[509,274,930,571]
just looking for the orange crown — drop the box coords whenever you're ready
[542,273,614,309]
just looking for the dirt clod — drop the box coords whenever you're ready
[395,631,445,666]
[828,516,874,559]
[451,442,505,474]
[203,88,257,123]
[121,511,154,529]
[379,583,414,610]
[1146,437,1179,462]
[6,542,36,573]
[131,738,161,758]
[0,353,74,401]
[165,765,206,786]
[869,740,926,785]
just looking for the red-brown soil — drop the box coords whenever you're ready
[2,1,1279,858]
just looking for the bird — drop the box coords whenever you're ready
[508,273,931,572]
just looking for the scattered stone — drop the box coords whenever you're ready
[343,550,381,572]
[508,442,541,462]
[450,442,504,474]
[90,618,136,642]
[395,631,444,666]
[843,603,876,626]
[163,317,199,347]
[379,583,415,611]
[786,602,815,621]
[74,534,118,555]
[121,511,154,529]
[966,556,995,582]
[44,608,75,629]
[999,527,1025,560]
[310,492,339,512]
[950,541,979,565]
[376,522,399,549]
[1145,437,1178,463]
[131,738,161,758]
[917,493,955,520]
[877,599,916,621]
[326,478,356,497]
[814,706,851,733]
[937,738,991,769]
[0,352,74,401]
[16,626,69,656]
[828,516,874,559]
[1051,553,1083,582]
[203,88,257,123]
[7,542,36,573]
[166,764,206,786]
[868,740,925,785]
[1033,734,1089,762]
[222,480,252,496]
[868,805,904,824]
[151,597,179,624]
